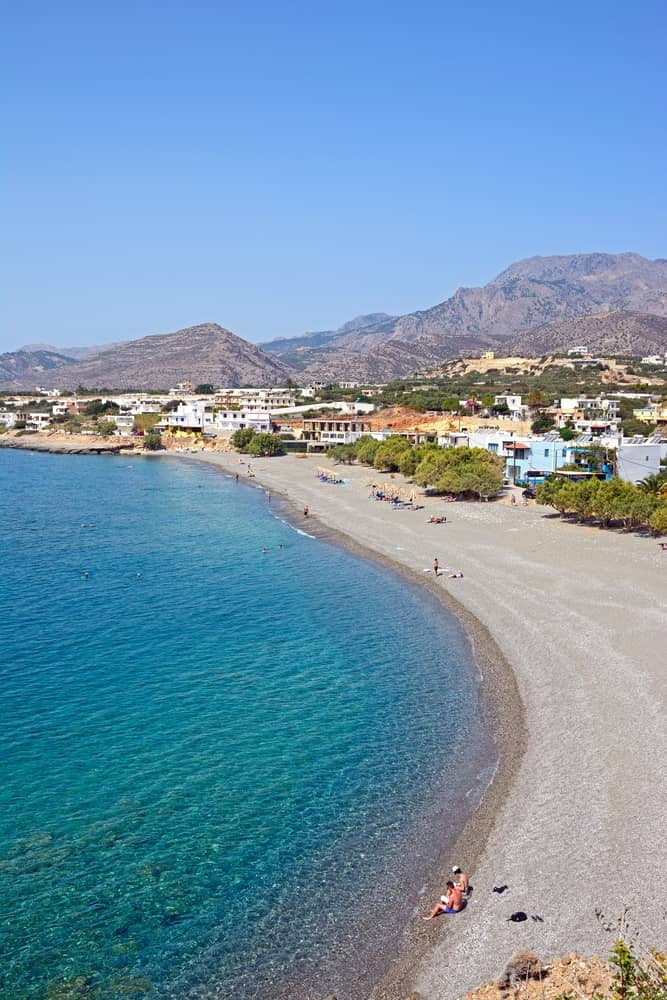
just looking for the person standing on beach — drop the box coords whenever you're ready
[303,505,309,517]
[433,557,439,576]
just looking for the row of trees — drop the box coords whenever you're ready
[231,428,285,456]
[328,435,505,499]
[536,474,667,534]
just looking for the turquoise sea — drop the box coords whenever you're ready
[0,449,494,1000]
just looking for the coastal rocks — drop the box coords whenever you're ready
[463,952,612,1000]
[41,973,151,998]
[0,431,138,455]
[108,974,151,995]
[0,830,72,875]
[43,974,100,999]
[497,950,544,988]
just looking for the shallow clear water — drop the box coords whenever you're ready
[0,450,490,1000]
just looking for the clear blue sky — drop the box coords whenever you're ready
[2,0,665,352]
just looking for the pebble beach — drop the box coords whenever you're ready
[187,449,667,999]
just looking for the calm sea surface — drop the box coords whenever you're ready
[0,450,493,1000]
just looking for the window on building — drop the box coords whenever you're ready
[562,449,567,457]
[488,443,498,452]
[544,448,549,457]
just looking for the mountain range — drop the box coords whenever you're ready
[0,324,292,391]
[284,252,667,381]
[2,253,666,390]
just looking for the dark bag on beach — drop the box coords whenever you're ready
[508,911,528,922]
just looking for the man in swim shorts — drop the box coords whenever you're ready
[423,881,464,919]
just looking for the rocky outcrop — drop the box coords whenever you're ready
[464,952,612,1000]
[504,310,667,356]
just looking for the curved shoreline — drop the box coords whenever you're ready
[180,452,528,999]
[5,439,526,996]
[181,450,667,1000]
[6,439,666,998]
[295,516,528,1000]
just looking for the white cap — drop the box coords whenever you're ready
[452,865,461,873]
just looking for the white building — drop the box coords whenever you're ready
[559,397,620,417]
[494,394,526,420]
[169,380,195,396]
[0,410,17,428]
[215,388,296,411]
[17,412,52,430]
[299,381,328,399]
[555,397,620,433]
[616,440,662,484]
[52,402,68,416]
[436,427,661,485]
[167,401,271,435]
[107,414,136,436]
[212,410,272,433]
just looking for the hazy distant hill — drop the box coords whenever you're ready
[505,310,667,357]
[19,341,126,361]
[4,324,295,390]
[0,349,77,388]
[298,333,500,383]
[261,313,395,362]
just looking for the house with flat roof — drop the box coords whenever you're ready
[166,401,271,435]
[0,410,17,428]
[494,393,526,420]
[17,411,52,431]
[302,416,372,447]
[445,428,658,485]
[214,388,296,410]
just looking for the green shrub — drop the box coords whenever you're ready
[142,431,163,451]
[355,435,380,465]
[231,427,256,451]
[246,432,284,457]
[373,436,411,471]
[649,504,667,536]
[398,446,420,478]
[414,446,504,499]
[97,420,117,437]
[326,443,357,464]
[537,475,667,533]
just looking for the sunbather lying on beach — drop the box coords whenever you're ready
[423,881,464,919]
[428,515,446,523]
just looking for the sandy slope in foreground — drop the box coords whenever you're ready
[195,452,667,995]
